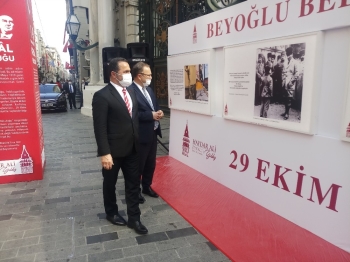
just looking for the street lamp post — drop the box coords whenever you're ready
[65,3,80,85]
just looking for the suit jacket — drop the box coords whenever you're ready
[260,75,273,98]
[63,83,76,95]
[92,83,139,158]
[282,57,299,97]
[128,82,162,144]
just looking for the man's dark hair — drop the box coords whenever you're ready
[132,62,150,78]
[108,57,128,77]
[286,47,294,57]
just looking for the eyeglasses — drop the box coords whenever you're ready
[140,73,152,77]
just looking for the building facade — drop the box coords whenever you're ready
[35,29,68,83]
[80,0,246,116]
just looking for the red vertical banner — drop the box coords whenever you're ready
[0,0,45,183]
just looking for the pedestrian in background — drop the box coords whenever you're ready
[128,62,163,204]
[63,79,77,109]
[92,57,148,235]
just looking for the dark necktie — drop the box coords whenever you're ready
[142,87,159,130]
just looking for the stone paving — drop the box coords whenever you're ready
[0,109,230,262]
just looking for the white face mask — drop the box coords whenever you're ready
[118,73,132,87]
[143,79,151,87]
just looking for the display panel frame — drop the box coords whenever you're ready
[223,32,323,134]
[168,49,215,116]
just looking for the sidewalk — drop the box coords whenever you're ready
[0,109,229,262]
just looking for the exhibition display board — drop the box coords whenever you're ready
[167,0,350,255]
[168,50,214,115]
[223,32,323,134]
[341,50,350,142]
[0,0,45,183]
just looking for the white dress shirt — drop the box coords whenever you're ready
[110,81,133,111]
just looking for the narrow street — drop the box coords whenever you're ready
[0,110,229,262]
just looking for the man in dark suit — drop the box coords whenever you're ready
[92,57,148,235]
[128,62,163,203]
[63,79,77,109]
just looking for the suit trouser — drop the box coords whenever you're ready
[102,152,141,222]
[139,131,157,189]
[283,97,293,115]
[255,79,261,106]
[68,93,76,108]
[260,97,270,118]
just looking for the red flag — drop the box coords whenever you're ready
[63,40,68,52]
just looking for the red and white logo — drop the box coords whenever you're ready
[0,145,33,176]
[182,122,190,157]
[181,122,217,160]
[346,123,350,138]
[193,24,197,44]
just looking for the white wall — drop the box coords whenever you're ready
[168,5,350,254]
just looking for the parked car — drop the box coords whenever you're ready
[39,84,67,111]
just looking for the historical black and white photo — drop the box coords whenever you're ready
[254,43,305,123]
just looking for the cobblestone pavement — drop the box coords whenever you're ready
[0,109,230,262]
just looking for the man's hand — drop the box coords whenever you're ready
[152,110,164,120]
[157,110,164,119]
[101,154,113,170]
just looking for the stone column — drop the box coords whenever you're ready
[125,1,139,44]
[81,0,115,117]
[88,0,99,85]
[97,0,115,85]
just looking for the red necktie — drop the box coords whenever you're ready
[122,88,131,116]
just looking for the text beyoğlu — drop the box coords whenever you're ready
[207,0,350,38]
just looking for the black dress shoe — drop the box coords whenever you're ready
[106,214,127,226]
[127,220,148,234]
[142,187,159,198]
[138,192,145,204]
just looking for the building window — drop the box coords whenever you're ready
[85,8,89,24]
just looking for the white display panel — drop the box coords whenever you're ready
[169,109,350,253]
[341,47,350,142]
[167,50,215,116]
[168,0,350,56]
[223,32,323,134]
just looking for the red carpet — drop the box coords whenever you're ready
[152,156,350,262]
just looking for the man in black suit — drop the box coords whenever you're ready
[92,57,148,235]
[63,79,77,109]
[128,62,163,203]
